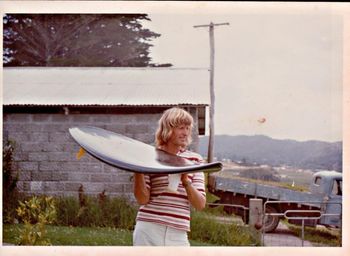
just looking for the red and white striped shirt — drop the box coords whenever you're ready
[135,151,206,232]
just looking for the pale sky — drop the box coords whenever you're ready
[142,8,344,142]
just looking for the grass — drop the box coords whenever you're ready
[3,192,256,246]
[3,183,257,246]
[3,223,217,246]
[190,211,260,246]
[284,221,341,246]
[3,224,133,246]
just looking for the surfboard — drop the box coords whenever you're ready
[69,126,223,174]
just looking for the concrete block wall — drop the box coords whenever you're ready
[3,109,200,199]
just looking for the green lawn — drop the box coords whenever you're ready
[2,224,215,246]
[3,224,132,246]
[285,223,341,247]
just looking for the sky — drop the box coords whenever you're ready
[141,5,344,142]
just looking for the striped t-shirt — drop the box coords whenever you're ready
[135,151,206,232]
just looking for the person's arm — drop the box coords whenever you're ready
[134,173,150,205]
[181,174,206,211]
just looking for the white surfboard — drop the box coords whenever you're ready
[69,126,222,174]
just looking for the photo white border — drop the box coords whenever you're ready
[0,1,349,256]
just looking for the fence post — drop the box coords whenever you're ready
[249,198,263,244]
[301,219,305,247]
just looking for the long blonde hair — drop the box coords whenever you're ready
[155,107,193,148]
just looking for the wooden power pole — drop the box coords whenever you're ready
[194,22,229,163]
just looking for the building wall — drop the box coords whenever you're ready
[3,108,200,199]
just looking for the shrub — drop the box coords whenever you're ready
[55,196,80,226]
[55,189,137,230]
[106,195,137,230]
[16,196,57,245]
[3,140,24,224]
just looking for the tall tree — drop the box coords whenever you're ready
[3,14,171,67]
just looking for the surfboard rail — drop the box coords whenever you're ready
[69,126,223,174]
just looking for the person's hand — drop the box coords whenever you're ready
[180,173,206,210]
[181,173,191,187]
[134,173,150,205]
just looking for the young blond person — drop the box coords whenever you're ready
[133,107,206,246]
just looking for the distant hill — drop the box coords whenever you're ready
[198,135,342,171]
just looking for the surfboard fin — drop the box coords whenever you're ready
[76,147,86,160]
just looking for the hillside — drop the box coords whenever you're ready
[198,135,342,171]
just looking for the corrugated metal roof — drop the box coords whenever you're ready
[3,67,210,106]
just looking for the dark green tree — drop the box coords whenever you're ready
[3,14,171,67]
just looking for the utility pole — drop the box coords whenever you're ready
[194,22,229,163]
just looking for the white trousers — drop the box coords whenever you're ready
[133,221,190,246]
